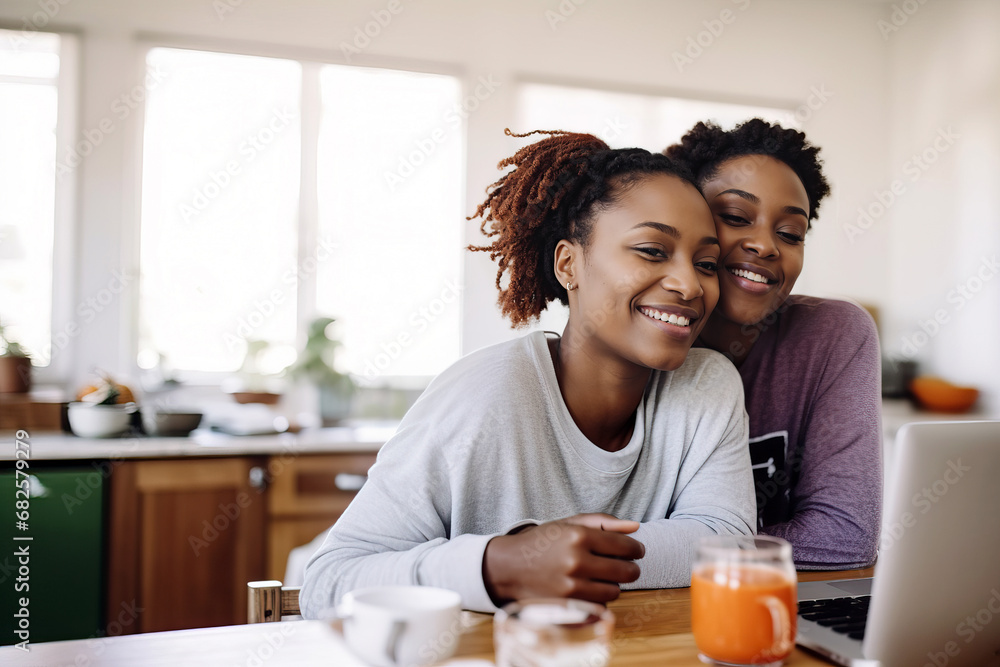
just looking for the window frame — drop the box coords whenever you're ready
[127,35,467,388]
[2,30,80,387]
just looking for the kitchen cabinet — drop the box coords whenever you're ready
[106,457,267,634]
[0,394,64,430]
[105,451,377,634]
[265,452,378,581]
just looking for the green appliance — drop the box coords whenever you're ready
[1,465,105,645]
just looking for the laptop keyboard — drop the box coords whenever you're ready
[798,596,871,640]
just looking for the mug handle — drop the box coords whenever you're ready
[759,595,793,661]
[326,596,354,625]
[384,619,407,666]
[331,601,408,667]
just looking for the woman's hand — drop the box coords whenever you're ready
[482,513,645,607]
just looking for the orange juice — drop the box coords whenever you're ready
[691,563,797,665]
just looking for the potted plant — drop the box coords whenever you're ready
[223,339,285,404]
[0,321,31,394]
[287,317,356,423]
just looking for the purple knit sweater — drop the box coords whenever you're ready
[727,295,883,569]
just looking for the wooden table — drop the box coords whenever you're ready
[1,568,873,666]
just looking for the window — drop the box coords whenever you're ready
[517,82,797,150]
[515,81,796,333]
[138,48,463,381]
[0,30,67,367]
[316,66,462,380]
[139,48,302,374]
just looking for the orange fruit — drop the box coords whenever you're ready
[76,384,99,401]
[76,379,136,404]
[116,384,135,403]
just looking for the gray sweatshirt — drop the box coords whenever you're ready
[301,331,756,616]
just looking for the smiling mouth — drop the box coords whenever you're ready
[639,307,692,327]
[728,267,776,285]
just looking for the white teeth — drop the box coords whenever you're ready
[640,308,690,327]
[731,268,769,284]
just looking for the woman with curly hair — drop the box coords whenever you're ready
[665,119,882,569]
[301,129,755,615]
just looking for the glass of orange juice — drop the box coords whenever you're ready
[691,535,796,666]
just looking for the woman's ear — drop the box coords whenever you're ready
[553,239,578,291]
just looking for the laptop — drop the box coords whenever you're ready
[795,420,1000,667]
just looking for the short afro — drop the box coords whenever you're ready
[665,118,830,223]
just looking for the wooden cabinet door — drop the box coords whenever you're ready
[266,453,377,581]
[107,458,266,634]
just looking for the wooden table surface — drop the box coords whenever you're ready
[459,568,874,666]
[1,567,873,666]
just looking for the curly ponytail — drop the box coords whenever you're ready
[469,129,697,327]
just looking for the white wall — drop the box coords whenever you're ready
[883,0,1000,413]
[1,0,995,409]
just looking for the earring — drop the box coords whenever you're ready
[566,282,575,291]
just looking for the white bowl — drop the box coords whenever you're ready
[67,402,137,438]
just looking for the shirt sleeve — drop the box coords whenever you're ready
[761,303,883,569]
[299,418,501,617]
[625,362,757,590]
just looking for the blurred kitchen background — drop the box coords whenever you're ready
[1,0,998,422]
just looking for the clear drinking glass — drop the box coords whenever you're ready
[691,535,797,666]
[494,598,615,667]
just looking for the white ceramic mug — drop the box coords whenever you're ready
[333,585,462,667]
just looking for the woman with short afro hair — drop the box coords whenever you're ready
[666,118,882,570]
[301,129,756,616]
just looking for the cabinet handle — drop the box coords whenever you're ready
[248,466,268,491]
[334,473,367,492]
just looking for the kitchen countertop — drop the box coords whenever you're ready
[0,422,397,461]
[5,401,994,463]
[881,396,998,433]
